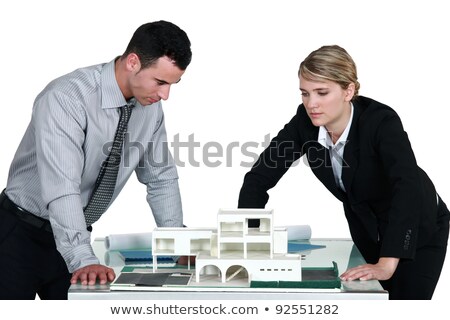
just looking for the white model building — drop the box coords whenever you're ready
[151,209,302,283]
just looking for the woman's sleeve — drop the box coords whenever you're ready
[375,112,422,259]
[238,107,305,209]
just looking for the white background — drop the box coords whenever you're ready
[1,0,449,303]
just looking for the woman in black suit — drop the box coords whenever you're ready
[238,45,450,299]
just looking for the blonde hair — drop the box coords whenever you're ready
[299,45,360,98]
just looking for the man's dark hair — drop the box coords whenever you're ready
[123,20,192,70]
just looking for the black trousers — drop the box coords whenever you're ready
[379,198,450,300]
[0,205,71,300]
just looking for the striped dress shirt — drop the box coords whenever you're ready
[5,59,183,272]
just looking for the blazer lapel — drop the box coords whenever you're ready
[341,102,362,193]
[307,141,346,202]
[304,102,364,202]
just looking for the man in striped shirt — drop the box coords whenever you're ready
[0,20,191,299]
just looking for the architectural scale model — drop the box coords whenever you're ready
[151,209,302,283]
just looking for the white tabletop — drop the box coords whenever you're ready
[68,238,388,300]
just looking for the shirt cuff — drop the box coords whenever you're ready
[62,243,100,273]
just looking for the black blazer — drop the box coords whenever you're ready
[238,96,448,263]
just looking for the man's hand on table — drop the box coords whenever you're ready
[71,264,116,285]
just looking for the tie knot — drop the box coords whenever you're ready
[121,102,134,120]
[126,98,136,109]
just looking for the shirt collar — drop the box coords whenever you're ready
[318,103,354,148]
[100,58,128,109]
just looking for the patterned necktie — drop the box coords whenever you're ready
[329,143,346,192]
[84,101,134,226]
